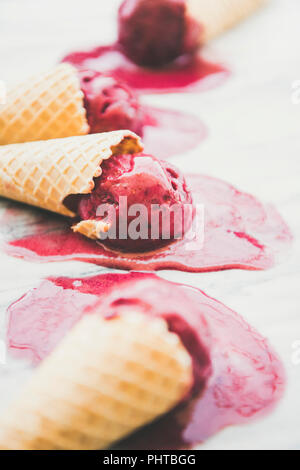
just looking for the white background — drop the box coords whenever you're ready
[0,0,299,450]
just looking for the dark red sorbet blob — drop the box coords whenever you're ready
[7,272,285,449]
[117,0,202,67]
[2,174,292,272]
[63,44,228,94]
[64,153,193,253]
[79,69,144,136]
[78,69,206,159]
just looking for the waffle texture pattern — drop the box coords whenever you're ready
[0,64,89,145]
[0,313,192,450]
[0,131,142,217]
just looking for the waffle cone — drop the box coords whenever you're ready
[0,64,89,145]
[0,312,192,450]
[72,218,110,240]
[0,131,142,218]
[188,0,268,42]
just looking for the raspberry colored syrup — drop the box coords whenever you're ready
[63,44,228,94]
[142,106,207,160]
[2,175,292,272]
[7,272,284,449]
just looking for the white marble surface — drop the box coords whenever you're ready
[0,0,299,450]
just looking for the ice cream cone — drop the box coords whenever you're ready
[0,131,142,218]
[0,312,192,450]
[72,218,110,240]
[188,0,268,42]
[0,64,89,145]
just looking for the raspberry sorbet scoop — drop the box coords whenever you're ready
[64,153,193,252]
[118,0,202,66]
[79,70,144,135]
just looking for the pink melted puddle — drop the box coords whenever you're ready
[63,44,228,95]
[7,272,285,449]
[61,44,223,159]
[2,174,292,273]
[142,106,207,159]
